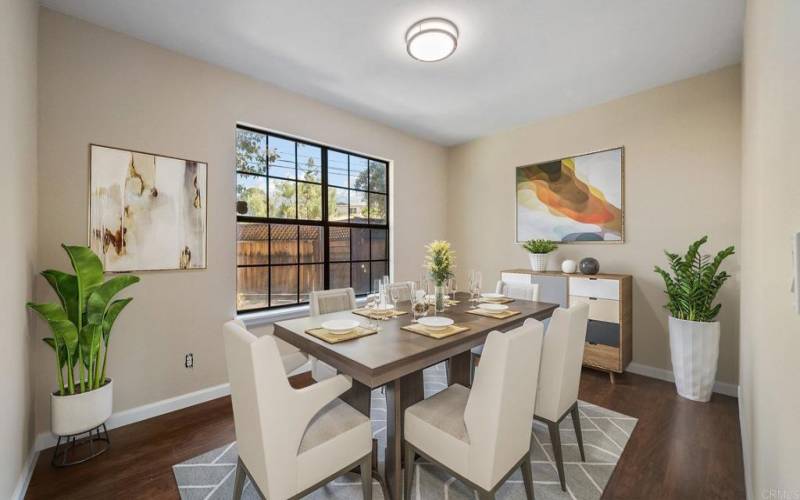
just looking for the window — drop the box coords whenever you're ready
[236,126,389,312]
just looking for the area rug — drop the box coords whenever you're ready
[173,363,636,500]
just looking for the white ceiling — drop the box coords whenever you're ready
[41,0,745,146]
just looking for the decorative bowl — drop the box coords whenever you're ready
[478,303,509,312]
[417,316,454,331]
[321,319,360,335]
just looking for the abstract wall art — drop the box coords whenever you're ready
[516,147,625,243]
[89,144,207,271]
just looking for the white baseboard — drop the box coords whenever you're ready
[626,362,739,397]
[11,446,38,500]
[34,382,231,452]
[738,385,753,500]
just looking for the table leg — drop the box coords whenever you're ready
[448,351,472,387]
[385,370,423,500]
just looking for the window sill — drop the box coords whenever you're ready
[237,297,368,328]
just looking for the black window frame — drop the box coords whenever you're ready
[236,125,390,314]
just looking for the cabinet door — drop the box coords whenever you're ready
[586,319,620,347]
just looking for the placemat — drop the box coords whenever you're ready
[352,308,408,319]
[466,308,522,319]
[479,297,515,304]
[305,325,378,344]
[402,322,469,339]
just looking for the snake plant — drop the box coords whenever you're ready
[654,236,734,322]
[27,245,139,395]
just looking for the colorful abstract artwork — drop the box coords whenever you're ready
[516,147,624,242]
[89,145,207,271]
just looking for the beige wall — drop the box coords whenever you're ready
[740,0,800,496]
[35,9,448,435]
[0,0,38,495]
[446,66,742,384]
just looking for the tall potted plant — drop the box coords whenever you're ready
[27,245,139,458]
[654,236,734,402]
[523,239,558,272]
[425,240,455,312]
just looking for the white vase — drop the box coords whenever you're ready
[51,379,113,436]
[528,253,549,272]
[668,317,720,402]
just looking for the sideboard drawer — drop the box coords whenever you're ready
[500,272,533,285]
[583,343,621,372]
[569,295,620,323]
[569,277,620,300]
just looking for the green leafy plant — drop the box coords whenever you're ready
[523,239,558,254]
[425,240,455,286]
[27,245,139,395]
[654,236,735,322]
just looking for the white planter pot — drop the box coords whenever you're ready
[528,253,550,272]
[668,317,720,402]
[51,379,113,436]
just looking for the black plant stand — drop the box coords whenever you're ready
[51,423,110,467]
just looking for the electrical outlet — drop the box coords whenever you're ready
[185,353,194,368]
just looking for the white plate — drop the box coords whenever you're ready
[417,316,454,331]
[478,303,508,312]
[481,292,504,299]
[374,304,395,311]
[321,319,360,335]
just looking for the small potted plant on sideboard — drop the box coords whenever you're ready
[27,244,139,465]
[654,236,734,402]
[523,239,558,272]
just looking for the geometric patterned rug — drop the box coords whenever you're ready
[173,363,636,500]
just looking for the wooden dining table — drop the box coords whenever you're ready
[273,292,559,500]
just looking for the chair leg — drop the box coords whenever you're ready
[403,442,415,500]
[360,453,373,500]
[521,454,535,500]
[571,403,586,462]
[233,457,246,500]
[547,421,567,491]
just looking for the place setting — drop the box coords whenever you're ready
[305,318,379,344]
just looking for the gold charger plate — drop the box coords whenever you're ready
[352,308,408,319]
[466,308,522,319]
[402,322,469,339]
[306,325,378,344]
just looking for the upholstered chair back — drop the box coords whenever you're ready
[224,320,298,498]
[385,281,414,302]
[310,288,356,316]
[535,303,590,421]
[495,281,540,301]
[464,318,544,489]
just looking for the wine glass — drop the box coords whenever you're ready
[365,293,379,330]
[411,289,427,323]
[469,270,482,305]
[447,277,457,302]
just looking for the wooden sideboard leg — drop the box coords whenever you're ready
[609,371,616,384]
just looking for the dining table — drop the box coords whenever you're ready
[273,292,559,500]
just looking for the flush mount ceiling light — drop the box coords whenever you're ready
[405,18,459,62]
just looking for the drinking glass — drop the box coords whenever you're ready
[447,277,457,301]
[365,293,379,330]
[469,270,482,304]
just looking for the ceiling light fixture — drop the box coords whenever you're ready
[405,18,459,62]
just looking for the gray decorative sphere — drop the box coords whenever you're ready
[579,257,600,275]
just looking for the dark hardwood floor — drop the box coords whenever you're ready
[26,370,745,499]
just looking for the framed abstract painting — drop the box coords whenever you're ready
[89,144,208,271]
[516,146,625,243]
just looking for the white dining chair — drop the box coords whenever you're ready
[470,281,541,377]
[534,302,590,491]
[232,319,307,374]
[385,281,414,302]
[309,288,357,381]
[223,320,373,500]
[403,319,545,500]
[496,280,540,301]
